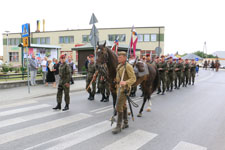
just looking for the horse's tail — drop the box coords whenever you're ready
[152,67,159,93]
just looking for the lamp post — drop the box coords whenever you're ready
[5,31,10,63]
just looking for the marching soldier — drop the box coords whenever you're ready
[151,56,159,69]
[112,51,136,134]
[174,58,184,89]
[53,55,71,111]
[157,55,167,95]
[167,57,175,92]
[181,59,185,87]
[184,59,190,87]
[98,64,110,102]
[190,59,196,85]
[86,54,97,100]
[173,59,178,89]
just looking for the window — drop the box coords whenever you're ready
[59,36,74,44]
[37,38,41,44]
[36,37,50,44]
[9,52,19,62]
[144,34,150,42]
[108,34,126,42]
[137,34,143,42]
[41,38,45,44]
[151,34,157,42]
[82,35,89,43]
[46,37,50,44]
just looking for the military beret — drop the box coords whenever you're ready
[161,55,165,58]
[169,56,172,59]
[155,56,159,59]
[192,59,195,61]
[118,51,127,56]
[146,54,150,57]
[178,58,182,60]
[60,55,65,59]
[89,54,94,58]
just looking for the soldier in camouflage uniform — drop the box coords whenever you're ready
[166,57,175,92]
[174,58,184,89]
[98,64,110,102]
[146,53,152,64]
[53,55,71,111]
[189,59,196,85]
[173,59,178,89]
[151,56,159,69]
[184,59,190,87]
[157,55,167,95]
[112,51,136,134]
[181,59,185,87]
[86,54,97,100]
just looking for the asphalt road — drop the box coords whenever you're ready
[0,69,224,150]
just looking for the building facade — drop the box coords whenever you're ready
[2,26,165,66]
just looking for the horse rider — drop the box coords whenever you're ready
[157,55,167,95]
[86,54,97,100]
[112,51,136,134]
[189,59,196,85]
[184,59,190,87]
[98,64,110,102]
[53,54,71,111]
[174,58,184,89]
[166,57,175,92]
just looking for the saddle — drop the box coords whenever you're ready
[134,61,149,77]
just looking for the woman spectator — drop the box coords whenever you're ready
[53,59,60,87]
[46,59,56,87]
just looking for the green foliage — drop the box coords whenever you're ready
[81,66,87,75]
[194,51,217,58]
[2,64,9,73]
[180,53,187,57]
[20,67,27,73]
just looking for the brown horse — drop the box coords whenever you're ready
[96,42,159,117]
[133,61,159,117]
[96,42,118,115]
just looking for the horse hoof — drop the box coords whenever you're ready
[128,112,131,116]
[137,113,142,117]
[146,108,151,112]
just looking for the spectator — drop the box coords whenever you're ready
[41,57,48,84]
[53,59,60,87]
[29,55,38,86]
[85,56,90,70]
[46,59,56,87]
[68,57,76,84]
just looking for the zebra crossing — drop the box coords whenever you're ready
[0,100,208,150]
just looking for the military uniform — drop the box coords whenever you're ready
[157,59,167,94]
[98,64,110,102]
[112,52,136,134]
[190,62,196,85]
[184,61,190,87]
[86,61,96,100]
[174,61,184,89]
[53,55,71,111]
[167,60,175,91]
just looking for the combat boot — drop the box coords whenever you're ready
[122,108,129,129]
[90,94,95,100]
[52,103,61,110]
[88,93,91,100]
[112,112,123,134]
[157,89,161,94]
[62,104,69,111]
[100,94,105,102]
[103,95,109,102]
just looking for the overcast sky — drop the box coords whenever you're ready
[0,0,224,56]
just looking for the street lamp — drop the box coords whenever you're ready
[4,30,10,63]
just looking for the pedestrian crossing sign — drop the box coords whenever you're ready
[22,23,30,37]
[195,58,199,61]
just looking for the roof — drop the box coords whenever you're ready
[71,40,141,51]
[213,51,225,58]
[181,53,203,60]
[18,43,61,49]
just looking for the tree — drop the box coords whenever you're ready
[194,51,216,58]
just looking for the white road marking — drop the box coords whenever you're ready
[0,100,38,110]
[0,113,91,145]
[25,120,114,150]
[0,110,63,128]
[0,104,50,117]
[172,141,207,150]
[102,129,157,150]
[90,105,113,113]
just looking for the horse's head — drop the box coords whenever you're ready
[96,41,109,69]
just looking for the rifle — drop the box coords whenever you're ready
[86,71,98,91]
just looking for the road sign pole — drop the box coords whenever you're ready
[26,47,30,93]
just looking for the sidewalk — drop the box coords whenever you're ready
[0,80,86,104]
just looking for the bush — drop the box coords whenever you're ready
[2,64,9,73]
[20,67,27,73]
[81,66,87,75]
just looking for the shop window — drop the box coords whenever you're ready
[9,52,19,62]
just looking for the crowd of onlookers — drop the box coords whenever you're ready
[29,55,77,87]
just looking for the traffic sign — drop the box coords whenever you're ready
[22,23,30,37]
[155,47,162,56]
[195,58,199,61]
[23,37,29,47]
[89,13,98,25]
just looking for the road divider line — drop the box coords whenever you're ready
[25,120,114,150]
[0,100,38,110]
[0,104,51,117]
[101,129,157,150]
[0,110,63,128]
[0,113,92,145]
[172,141,207,150]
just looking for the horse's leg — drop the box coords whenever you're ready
[137,96,147,117]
